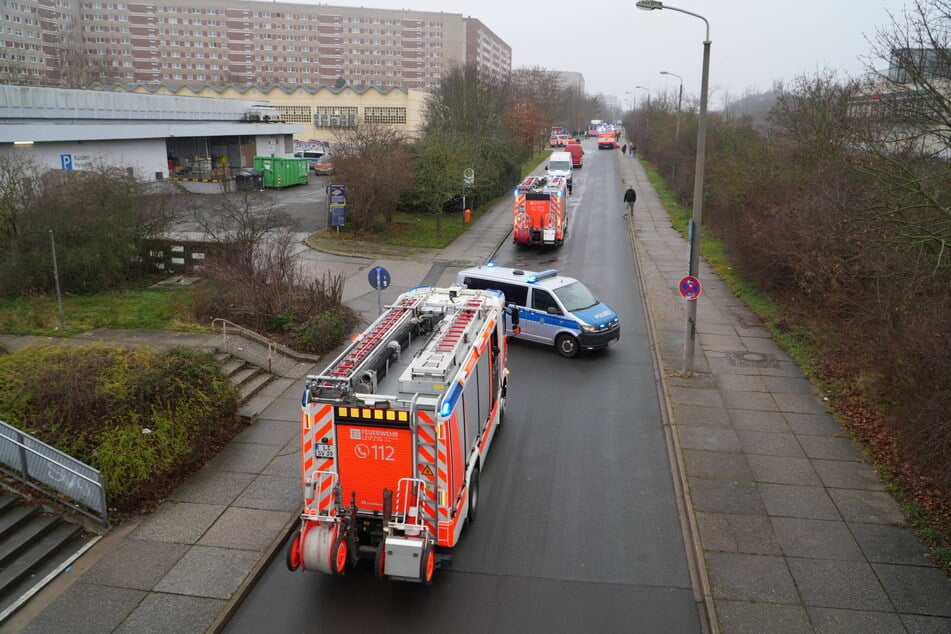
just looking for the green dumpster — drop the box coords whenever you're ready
[252,156,310,188]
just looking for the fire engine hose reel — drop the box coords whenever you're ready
[302,522,344,575]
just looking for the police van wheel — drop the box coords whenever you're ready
[556,334,580,359]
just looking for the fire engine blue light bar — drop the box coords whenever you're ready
[440,381,463,418]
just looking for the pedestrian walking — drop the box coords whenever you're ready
[622,185,636,217]
[630,145,637,158]
[621,144,627,156]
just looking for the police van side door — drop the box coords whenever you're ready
[525,288,565,345]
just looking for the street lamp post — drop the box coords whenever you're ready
[636,0,711,374]
[660,70,683,144]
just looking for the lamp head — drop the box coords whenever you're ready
[660,71,670,76]
[635,0,663,10]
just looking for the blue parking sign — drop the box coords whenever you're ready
[61,154,73,170]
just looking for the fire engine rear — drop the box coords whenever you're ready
[286,286,516,583]
[512,175,569,247]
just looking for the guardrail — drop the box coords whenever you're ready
[211,318,276,373]
[0,420,108,524]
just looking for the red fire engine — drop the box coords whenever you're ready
[286,286,517,583]
[512,175,569,247]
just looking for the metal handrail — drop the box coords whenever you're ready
[0,421,108,524]
[211,317,276,373]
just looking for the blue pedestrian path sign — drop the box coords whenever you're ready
[368,266,391,315]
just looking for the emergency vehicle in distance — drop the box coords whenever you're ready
[597,129,617,149]
[287,285,517,584]
[512,175,569,247]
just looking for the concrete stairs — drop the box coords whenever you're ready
[211,330,321,421]
[0,328,320,622]
[214,351,299,421]
[0,493,98,620]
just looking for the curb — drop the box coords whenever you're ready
[626,160,718,634]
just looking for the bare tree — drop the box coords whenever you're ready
[47,23,118,88]
[331,122,414,230]
[424,63,512,138]
[853,0,951,267]
[0,154,40,245]
[187,190,296,276]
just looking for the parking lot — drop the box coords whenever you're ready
[165,172,332,235]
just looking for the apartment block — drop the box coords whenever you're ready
[0,0,511,90]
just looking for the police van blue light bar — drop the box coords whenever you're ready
[527,269,558,283]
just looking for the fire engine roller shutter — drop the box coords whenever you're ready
[462,391,476,457]
[475,353,491,435]
[336,421,413,512]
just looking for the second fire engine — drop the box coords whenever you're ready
[286,285,518,584]
[512,175,569,247]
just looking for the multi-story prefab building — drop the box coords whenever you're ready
[0,0,511,90]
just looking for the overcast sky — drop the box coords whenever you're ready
[311,0,913,108]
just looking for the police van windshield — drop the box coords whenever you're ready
[553,281,600,312]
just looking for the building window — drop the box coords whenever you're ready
[313,105,358,128]
[277,104,311,123]
[364,106,406,125]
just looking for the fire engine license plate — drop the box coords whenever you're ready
[314,443,333,459]
[543,229,555,242]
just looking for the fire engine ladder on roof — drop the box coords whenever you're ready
[316,295,424,394]
[410,297,487,535]
[411,297,486,382]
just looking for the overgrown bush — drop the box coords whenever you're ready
[0,161,173,295]
[0,344,240,512]
[294,310,346,354]
[631,2,951,495]
[185,191,357,353]
[330,122,415,231]
[192,255,356,354]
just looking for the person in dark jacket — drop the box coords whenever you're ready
[621,143,627,156]
[623,186,637,217]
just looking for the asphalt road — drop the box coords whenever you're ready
[224,143,702,633]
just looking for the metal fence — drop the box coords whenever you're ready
[0,420,108,524]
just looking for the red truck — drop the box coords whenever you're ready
[565,142,583,168]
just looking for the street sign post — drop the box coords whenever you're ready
[368,266,391,315]
[462,168,475,222]
[678,275,702,301]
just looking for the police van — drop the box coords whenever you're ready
[455,265,620,358]
[293,150,324,173]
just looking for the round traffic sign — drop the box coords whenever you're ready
[368,266,391,290]
[679,275,702,301]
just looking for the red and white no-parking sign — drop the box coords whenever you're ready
[679,276,702,301]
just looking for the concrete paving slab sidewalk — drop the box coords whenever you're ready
[3,153,949,633]
[620,154,951,632]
